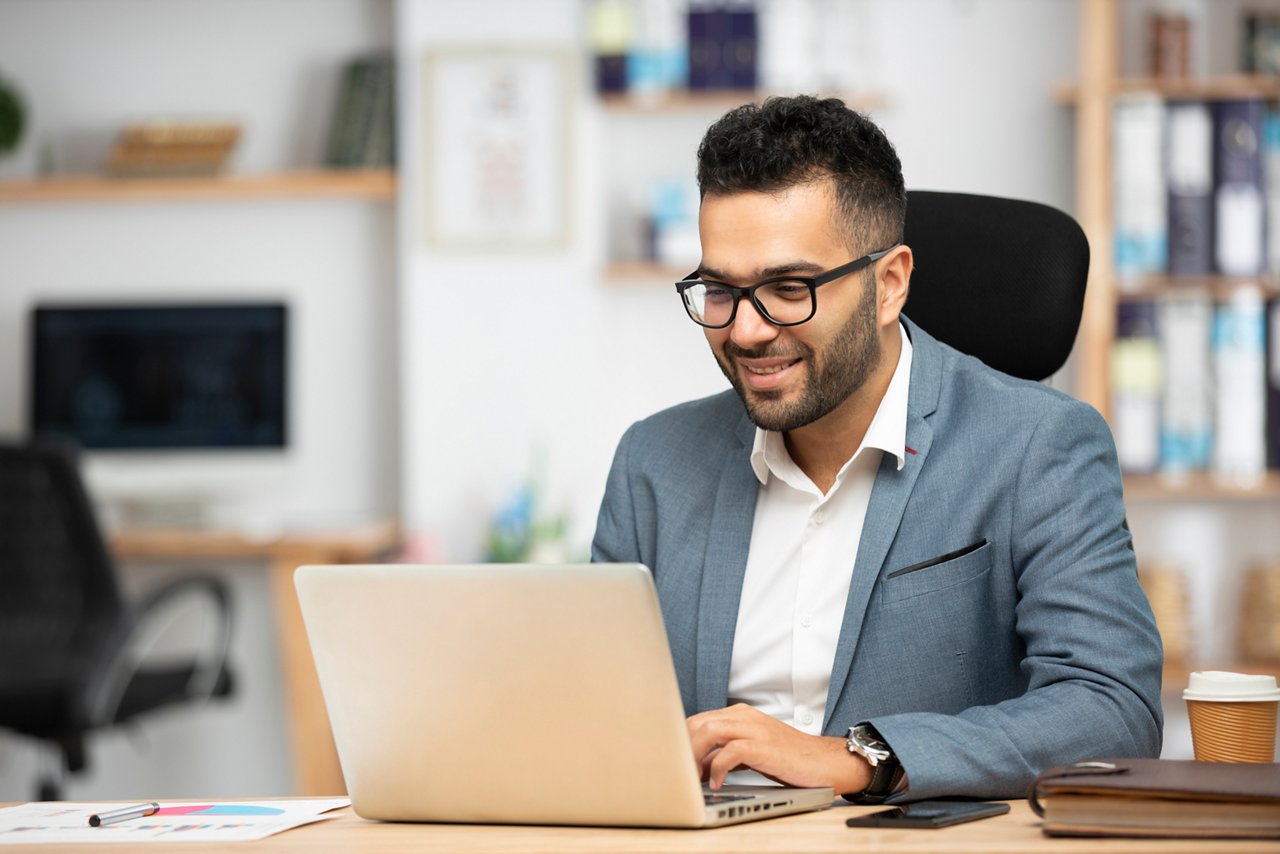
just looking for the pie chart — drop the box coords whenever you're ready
[155,805,286,817]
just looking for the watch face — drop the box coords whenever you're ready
[849,726,893,764]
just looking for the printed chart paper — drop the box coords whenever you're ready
[0,798,350,844]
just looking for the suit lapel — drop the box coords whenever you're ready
[823,317,943,728]
[694,412,759,712]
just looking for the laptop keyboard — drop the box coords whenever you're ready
[703,793,755,805]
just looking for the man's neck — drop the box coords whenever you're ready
[783,328,902,494]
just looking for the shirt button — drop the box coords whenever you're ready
[813,511,826,525]
[800,615,814,628]
[801,712,815,726]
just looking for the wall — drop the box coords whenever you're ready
[0,0,395,799]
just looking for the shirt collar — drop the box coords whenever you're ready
[750,322,913,485]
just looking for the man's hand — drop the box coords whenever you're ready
[687,703,872,793]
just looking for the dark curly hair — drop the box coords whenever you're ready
[696,95,906,252]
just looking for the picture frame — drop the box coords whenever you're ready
[421,46,575,252]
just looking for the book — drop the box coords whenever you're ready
[1031,758,1280,839]
[1243,11,1280,75]
[325,58,368,168]
[325,54,395,169]
[1214,99,1267,276]
[1113,95,1167,284]
[1165,101,1214,276]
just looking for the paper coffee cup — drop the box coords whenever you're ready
[1183,671,1280,763]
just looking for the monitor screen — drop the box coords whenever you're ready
[30,303,288,450]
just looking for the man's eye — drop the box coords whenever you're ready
[766,282,811,300]
[703,285,734,303]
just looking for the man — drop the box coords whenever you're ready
[592,96,1162,803]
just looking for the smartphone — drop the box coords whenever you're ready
[844,800,1010,829]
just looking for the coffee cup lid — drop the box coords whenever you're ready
[1183,670,1280,702]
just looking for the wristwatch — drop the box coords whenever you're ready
[845,722,901,804]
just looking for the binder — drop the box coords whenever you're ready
[1166,101,1214,276]
[1159,293,1213,475]
[1112,301,1162,473]
[686,0,728,90]
[1213,287,1268,485]
[1113,95,1167,283]
[1214,99,1267,276]
[724,0,758,90]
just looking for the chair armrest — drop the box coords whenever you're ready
[85,574,235,726]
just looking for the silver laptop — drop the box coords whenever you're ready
[295,563,834,827]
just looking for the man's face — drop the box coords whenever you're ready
[697,182,884,433]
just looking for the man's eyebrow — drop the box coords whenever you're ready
[697,261,825,282]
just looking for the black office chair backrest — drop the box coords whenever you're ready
[0,443,124,678]
[901,190,1089,382]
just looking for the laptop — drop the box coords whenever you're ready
[294,563,834,827]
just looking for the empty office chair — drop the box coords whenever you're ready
[0,442,235,800]
[901,190,1089,381]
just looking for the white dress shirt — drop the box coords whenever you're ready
[724,324,912,783]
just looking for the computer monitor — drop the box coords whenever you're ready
[29,302,288,451]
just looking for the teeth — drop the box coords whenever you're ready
[746,364,789,375]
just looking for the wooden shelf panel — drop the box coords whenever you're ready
[1055,73,1280,104]
[600,89,889,114]
[0,169,396,203]
[1124,472,1280,502]
[1114,276,1280,302]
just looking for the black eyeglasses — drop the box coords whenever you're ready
[675,244,899,329]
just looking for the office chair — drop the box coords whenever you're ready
[0,442,235,800]
[901,190,1090,381]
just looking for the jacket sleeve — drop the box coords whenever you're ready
[867,399,1164,802]
[591,422,643,566]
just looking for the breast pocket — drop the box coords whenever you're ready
[880,539,993,606]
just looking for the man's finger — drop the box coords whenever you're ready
[707,741,750,791]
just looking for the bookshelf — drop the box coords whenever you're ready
[0,169,395,203]
[1071,0,1280,680]
[1071,0,1280,501]
[1054,72,1280,103]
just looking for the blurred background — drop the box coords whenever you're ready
[0,0,1277,801]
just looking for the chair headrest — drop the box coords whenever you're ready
[902,190,1089,382]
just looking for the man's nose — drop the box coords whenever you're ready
[729,297,781,350]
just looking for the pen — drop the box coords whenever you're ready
[88,802,160,827]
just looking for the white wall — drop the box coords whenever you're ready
[0,0,395,799]
[397,0,1080,563]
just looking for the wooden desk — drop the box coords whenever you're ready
[11,800,1280,853]
[110,521,400,797]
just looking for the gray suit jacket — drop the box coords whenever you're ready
[592,317,1163,801]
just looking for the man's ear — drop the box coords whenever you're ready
[878,244,913,328]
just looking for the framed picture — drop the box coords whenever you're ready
[421,47,575,251]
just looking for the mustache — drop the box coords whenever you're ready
[724,341,811,360]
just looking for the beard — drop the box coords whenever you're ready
[713,272,882,432]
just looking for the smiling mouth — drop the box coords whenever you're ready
[742,360,799,375]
